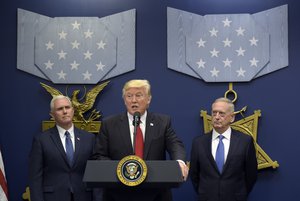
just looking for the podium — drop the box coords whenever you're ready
[83,160,184,188]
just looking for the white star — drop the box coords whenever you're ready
[210,67,220,77]
[82,71,92,80]
[236,27,245,36]
[235,27,245,36]
[71,21,81,30]
[222,18,232,27]
[57,70,66,80]
[249,57,259,67]
[45,41,54,50]
[222,38,232,47]
[196,38,206,47]
[209,28,218,37]
[97,40,106,49]
[44,60,54,69]
[236,47,246,56]
[249,37,259,46]
[196,59,206,68]
[58,31,67,40]
[210,48,219,57]
[83,50,93,60]
[223,58,232,67]
[71,40,80,49]
[70,61,80,70]
[84,29,93,39]
[236,67,246,77]
[57,50,67,60]
[96,62,105,71]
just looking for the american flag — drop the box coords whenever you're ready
[167,5,288,82]
[35,17,117,84]
[0,148,8,201]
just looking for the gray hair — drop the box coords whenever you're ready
[212,97,235,113]
[50,95,72,111]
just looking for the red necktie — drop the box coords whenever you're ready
[135,126,144,159]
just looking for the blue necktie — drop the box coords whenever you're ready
[215,135,225,173]
[65,131,74,166]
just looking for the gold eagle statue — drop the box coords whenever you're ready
[40,81,109,122]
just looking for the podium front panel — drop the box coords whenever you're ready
[83,160,183,188]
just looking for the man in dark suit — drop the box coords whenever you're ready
[92,79,188,201]
[29,95,98,201]
[190,97,257,201]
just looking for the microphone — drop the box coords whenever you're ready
[132,112,141,155]
[132,112,141,126]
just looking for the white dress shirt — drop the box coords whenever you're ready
[211,127,231,163]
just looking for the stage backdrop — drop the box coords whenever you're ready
[1,0,299,200]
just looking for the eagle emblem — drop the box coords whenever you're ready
[116,155,148,186]
[40,81,109,123]
[125,162,140,179]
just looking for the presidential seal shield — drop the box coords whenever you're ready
[116,155,147,186]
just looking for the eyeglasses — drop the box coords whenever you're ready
[125,93,145,100]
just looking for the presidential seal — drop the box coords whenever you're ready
[116,155,147,186]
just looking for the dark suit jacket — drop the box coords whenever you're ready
[92,112,186,201]
[190,129,257,201]
[29,126,96,201]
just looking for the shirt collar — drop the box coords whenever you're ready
[212,127,231,140]
[56,124,74,138]
[127,111,147,125]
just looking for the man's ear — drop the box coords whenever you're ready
[147,97,151,105]
[230,114,235,123]
[49,112,54,119]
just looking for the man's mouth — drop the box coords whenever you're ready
[213,121,221,125]
[131,105,138,109]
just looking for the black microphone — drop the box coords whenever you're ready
[132,112,141,155]
[132,112,141,126]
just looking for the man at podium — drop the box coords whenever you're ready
[92,79,188,201]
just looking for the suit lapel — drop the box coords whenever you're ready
[205,133,220,173]
[72,128,82,168]
[119,113,134,155]
[143,113,155,159]
[49,127,70,167]
[222,130,240,173]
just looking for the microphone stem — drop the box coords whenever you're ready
[132,112,140,156]
[133,122,137,155]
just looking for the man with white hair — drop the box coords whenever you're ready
[29,95,99,201]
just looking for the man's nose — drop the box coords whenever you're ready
[131,96,137,102]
